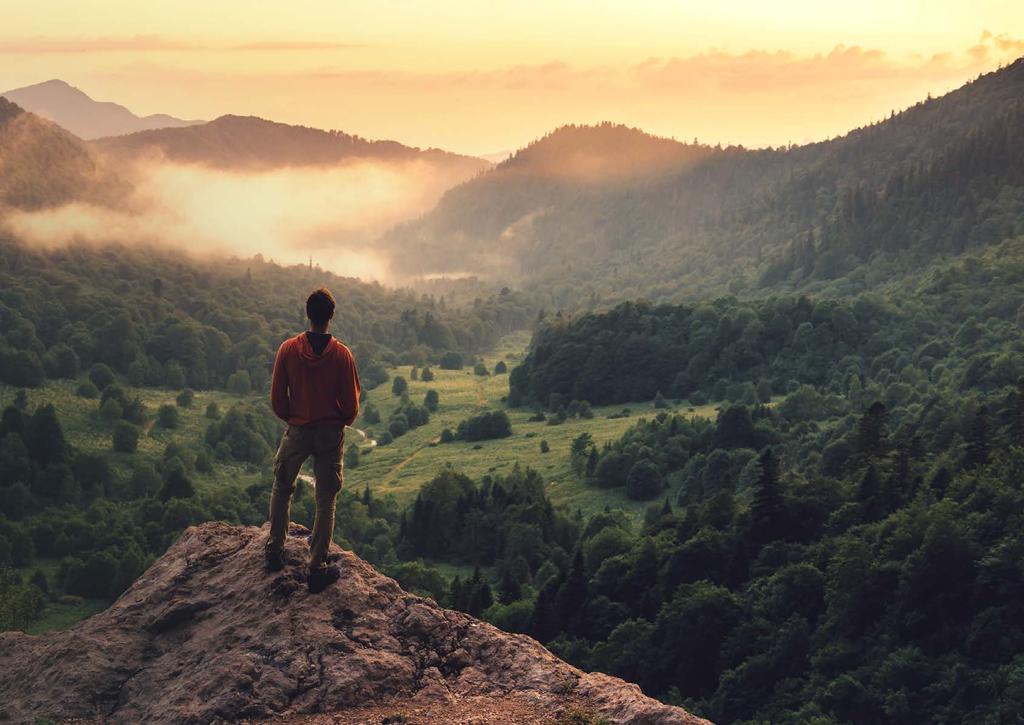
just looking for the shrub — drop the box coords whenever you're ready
[157,404,180,429]
[112,422,140,453]
[75,381,100,399]
[362,403,381,424]
[439,352,463,370]
[440,428,455,443]
[474,362,489,376]
[195,450,214,473]
[420,366,435,382]
[226,370,252,395]
[388,414,409,438]
[391,376,408,396]
[205,402,220,419]
[457,410,512,441]
[626,459,664,500]
[540,439,550,453]
[494,360,508,374]
[424,389,440,412]
[99,398,123,422]
[176,389,195,408]
[88,363,115,390]
[344,443,360,469]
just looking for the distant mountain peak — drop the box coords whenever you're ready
[1,78,202,140]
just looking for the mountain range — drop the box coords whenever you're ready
[3,62,1023,304]
[382,58,1024,303]
[1,79,202,140]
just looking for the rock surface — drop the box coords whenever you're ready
[0,522,711,724]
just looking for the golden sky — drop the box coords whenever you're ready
[2,1,1023,154]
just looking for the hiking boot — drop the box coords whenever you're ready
[308,563,340,593]
[265,545,285,573]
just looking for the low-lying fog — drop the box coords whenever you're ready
[3,156,469,281]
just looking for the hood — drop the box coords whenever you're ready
[295,333,338,365]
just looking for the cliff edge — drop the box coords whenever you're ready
[0,522,710,724]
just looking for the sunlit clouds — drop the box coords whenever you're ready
[1,1,1022,154]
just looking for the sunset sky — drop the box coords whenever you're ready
[2,1,1023,155]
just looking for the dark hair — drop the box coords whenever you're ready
[306,288,336,326]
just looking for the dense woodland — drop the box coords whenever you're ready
[0,237,534,393]
[386,60,1024,308]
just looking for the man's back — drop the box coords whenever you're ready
[270,332,360,427]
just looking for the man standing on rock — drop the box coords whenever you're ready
[266,287,361,592]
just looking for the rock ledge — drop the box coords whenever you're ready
[0,522,710,724]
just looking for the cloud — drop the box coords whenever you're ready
[0,35,357,54]
[2,157,470,281]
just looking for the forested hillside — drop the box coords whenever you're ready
[0,237,534,393]
[0,98,123,211]
[385,59,1024,304]
[481,234,1024,722]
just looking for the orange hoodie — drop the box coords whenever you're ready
[270,333,360,427]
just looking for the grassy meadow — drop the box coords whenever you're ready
[347,332,722,522]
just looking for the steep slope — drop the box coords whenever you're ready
[92,114,491,175]
[2,79,201,139]
[0,521,708,724]
[384,58,1024,301]
[0,98,123,210]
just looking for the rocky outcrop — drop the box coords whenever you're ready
[0,522,710,724]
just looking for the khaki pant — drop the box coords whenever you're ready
[267,424,344,567]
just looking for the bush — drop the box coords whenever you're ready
[75,381,100,399]
[540,439,550,453]
[494,360,508,374]
[176,389,195,408]
[159,464,195,501]
[362,402,381,425]
[344,443,360,469]
[439,352,463,370]
[626,459,664,500]
[157,404,180,429]
[112,421,140,453]
[457,410,512,441]
[389,414,409,438]
[391,376,408,396]
[195,450,214,473]
[424,389,440,412]
[205,402,220,419]
[420,366,435,382]
[474,362,489,376]
[440,428,455,443]
[88,363,116,391]
[99,398,123,422]
[226,370,251,395]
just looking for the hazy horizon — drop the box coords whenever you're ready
[2,1,1024,156]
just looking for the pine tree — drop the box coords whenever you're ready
[751,447,783,543]
[556,549,587,632]
[26,404,70,466]
[857,401,888,461]
[858,464,881,521]
[963,404,991,469]
[498,566,522,604]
